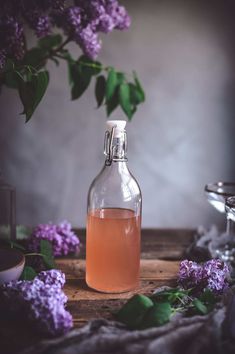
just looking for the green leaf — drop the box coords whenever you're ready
[38,34,63,49]
[40,239,53,259]
[31,71,49,116]
[4,71,21,89]
[18,80,35,118]
[133,71,145,102]
[25,70,33,82]
[23,48,46,68]
[199,289,216,303]
[129,83,145,105]
[66,56,76,86]
[106,88,119,116]
[3,60,18,88]
[141,302,172,329]
[117,72,125,85]
[69,61,92,100]
[106,68,118,102]
[95,75,106,107]
[20,266,37,281]
[116,294,153,328]
[3,59,15,72]
[198,289,217,312]
[14,70,24,81]
[40,239,55,269]
[119,83,132,120]
[78,55,102,77]
[152,288,189,305]
[192,299,208,315]
[18,70,49,122]
[71,73,91,100]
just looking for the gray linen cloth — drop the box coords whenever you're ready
[185,225,235,263]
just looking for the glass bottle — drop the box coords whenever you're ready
[86,120,142,293]
[0,174,16,242]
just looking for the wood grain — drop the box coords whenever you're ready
[64,276,178,301]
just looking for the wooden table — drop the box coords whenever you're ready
[1,229,195,353]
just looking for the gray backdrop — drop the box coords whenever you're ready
[1,0,235,228]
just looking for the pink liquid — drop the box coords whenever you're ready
[86,208,141,293]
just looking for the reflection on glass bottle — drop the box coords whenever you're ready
[0,175,16,242]
[86,121,142,293]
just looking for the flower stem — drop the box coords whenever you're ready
[39,36,71,67]
[54,36,71,52]
[172,307,185,315]
[77,61,106,70]
[53,53,107,71]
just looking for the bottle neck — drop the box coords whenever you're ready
[104,129,127,166]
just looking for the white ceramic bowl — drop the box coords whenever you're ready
[0,248,25,284]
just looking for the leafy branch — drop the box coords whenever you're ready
[20,239,56,280]
[115,287,218,330]
[0,34,145,122]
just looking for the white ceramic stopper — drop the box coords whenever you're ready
[106,120,126,137]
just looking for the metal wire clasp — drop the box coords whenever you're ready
[104,125,116,166]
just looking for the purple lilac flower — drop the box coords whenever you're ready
[22,7,51,38]
[34,16,51,37]
[28,221,80,257]
[84,1,113,33]
[178,259,230,294]
[57,6,82,36]
[203,259,230,293]
[0,0,131,64]
[0,16,25,62]
[88,1,131,34]
[19,0,50,38]
[106,2,131,30]
[96,13,115,33]
[36,269,66,288]
[178,260,204,288]
[66,6,82,28]
[0,270,72,336]
[77,25,101,59]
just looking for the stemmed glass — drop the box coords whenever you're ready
[205,182,235,262]
[224,196,235,262]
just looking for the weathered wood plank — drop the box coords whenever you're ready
[67,277,177,324]
[56,259,180,281]
[67,299,125,324]
[64,277,177,301]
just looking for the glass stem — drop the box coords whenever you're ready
[226,216,235,235]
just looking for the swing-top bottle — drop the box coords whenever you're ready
[86,120,142,293]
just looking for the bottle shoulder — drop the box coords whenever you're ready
[88,162,141,197]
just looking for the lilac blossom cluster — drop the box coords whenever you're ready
[0,0,131,68]
[178,259,230,293]
[28,221,80,256]
[1,270,72,336]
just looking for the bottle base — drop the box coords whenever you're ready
[86,280,139,294]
